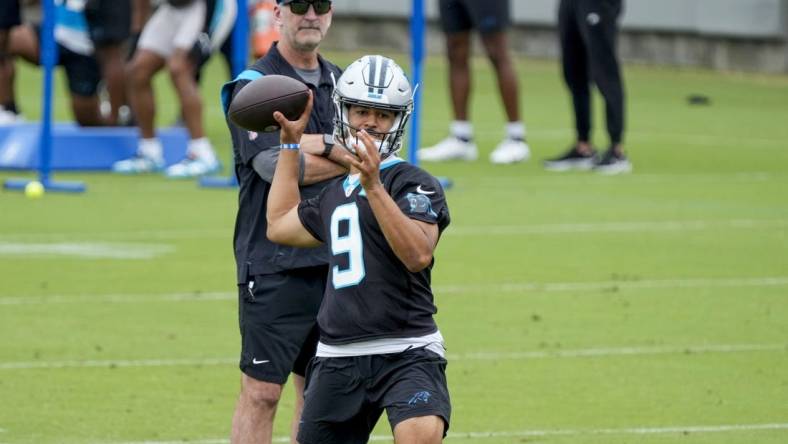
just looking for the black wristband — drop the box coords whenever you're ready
[322,134,335,158]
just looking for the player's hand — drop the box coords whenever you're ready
[347,130,382,190]
[273,90,313,145]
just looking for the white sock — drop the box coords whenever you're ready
[138,138,163,159]
[450,120,473,142]
[505,122,526,141]
[187,137,216,160]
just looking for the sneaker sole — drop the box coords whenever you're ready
[490,154,530,164]
[543,158,595,171]
[594,163,633,175]
[165,165,221,179]
[111,167,163,174]
[419,154,478,162]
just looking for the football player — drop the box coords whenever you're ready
[267,55,452,444]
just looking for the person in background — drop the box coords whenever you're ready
[84,0,133,125]
[221,1,346,443]
[418,0,530,164]
[0,0,106,126]
[0,0,23,123]
[112,0,235,178]
[544,0,631,174]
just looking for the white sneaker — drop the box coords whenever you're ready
[490,139,530,164]
[113,139,164,174]
[165,155,220,178]
[112,155,164,173]
[418,136,478,162]
[0,107,23,125]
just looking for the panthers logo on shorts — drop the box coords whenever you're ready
[407,390,431,406]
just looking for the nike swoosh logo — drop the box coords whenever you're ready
[416,185,435,195]
[252,359,270,365]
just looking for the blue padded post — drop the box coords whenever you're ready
[3,0,86,193]
[408,0,424,167]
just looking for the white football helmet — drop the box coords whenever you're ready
[332,55,414,159]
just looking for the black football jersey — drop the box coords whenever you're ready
[297,157,450,345]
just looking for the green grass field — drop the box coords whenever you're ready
[1,50,787,444]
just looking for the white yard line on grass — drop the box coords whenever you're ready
[0,229,225,242]
[436,276,788,294]
[476,171,780,186]
[2,276,788,306]
[0,242,174,259]
[1,218,786,242]
[107,422,788,444]
[446,423,788,440]
[0,291,234,305]
[2,343,784,370]
[454,343,787,361]
[446,218,788,236]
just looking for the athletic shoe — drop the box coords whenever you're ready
[0,107,23,125]
[490,139,530,164]
[111,155,165,174]
[543,145,598,171]
[113,138,165,173]
[593,149,632,175]
[418,136,478,162]
[165,155,220,178]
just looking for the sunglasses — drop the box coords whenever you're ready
[288,0,332,15]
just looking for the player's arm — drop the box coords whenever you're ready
[349,130,439,273]
[266,92,321,248]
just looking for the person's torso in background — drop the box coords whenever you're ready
[54,0,93,55]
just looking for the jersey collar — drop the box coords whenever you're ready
[342,156,405,197]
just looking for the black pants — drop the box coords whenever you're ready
[558,0,625,145]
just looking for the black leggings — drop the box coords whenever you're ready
[559,0,625,145]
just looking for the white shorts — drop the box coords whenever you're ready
[137,1,206,58]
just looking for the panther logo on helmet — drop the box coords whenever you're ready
[332,55,415,159]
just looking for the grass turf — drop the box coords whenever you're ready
[0,51,787,443]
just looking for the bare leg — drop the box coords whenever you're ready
[0,30,12,106]
[168,48,204,139]
[231,373,283,444]
[290,374,306,444]
[94,44,128,124]
[1,26,42,114]
[393,416,444,444]
[444,32,471,121]
[480,31,520,122]
[127,49,164,139]
[70,94,105,126]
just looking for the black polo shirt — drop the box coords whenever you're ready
[224,42,342,284]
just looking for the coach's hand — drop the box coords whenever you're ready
[273,90,313,145]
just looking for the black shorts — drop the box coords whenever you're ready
[31,24,102,96]
[238,265,326,384]
[439,0,510,34]
[84,0,132,46]
[58,45,102,96]
[297,348,451,444]
[0,0,21,30]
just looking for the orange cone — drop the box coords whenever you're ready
[252,0,280,58]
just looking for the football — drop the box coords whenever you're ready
[227,74,310,132]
